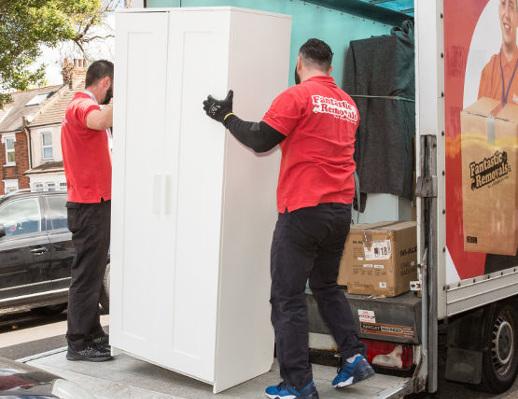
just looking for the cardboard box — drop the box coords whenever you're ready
[461,98,518,255]
[338,221,417,297]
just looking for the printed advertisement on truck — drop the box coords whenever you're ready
[445,0,518,284]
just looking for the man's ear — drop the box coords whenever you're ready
[296,55,302,72]
[328,66,334,75]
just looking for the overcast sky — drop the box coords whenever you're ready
[36,4,119,86]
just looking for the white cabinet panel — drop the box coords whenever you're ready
[214,9,291,393]
[112,7,291,392]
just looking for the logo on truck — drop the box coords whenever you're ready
[469,150,511,190]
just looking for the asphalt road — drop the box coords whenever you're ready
[0,311,517,398]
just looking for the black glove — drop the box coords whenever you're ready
[203,90,233,123]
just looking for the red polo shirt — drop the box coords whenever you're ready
[61,92,112,203]
[263,75,359,213]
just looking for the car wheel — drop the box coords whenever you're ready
[480,302,518,393]
[99,263,110,314]
[33,304,67,316]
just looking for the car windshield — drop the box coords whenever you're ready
[0,197,41,237]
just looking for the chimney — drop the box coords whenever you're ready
[62,58,87,89]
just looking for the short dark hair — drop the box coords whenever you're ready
[299,38,333,71]
[85,60,114,88]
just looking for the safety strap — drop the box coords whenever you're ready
[350,94,415,103]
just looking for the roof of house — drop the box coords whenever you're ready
[29,77,86,127]
[25,161,64,175]
[0,86,63,133]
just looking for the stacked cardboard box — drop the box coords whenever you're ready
[338,221,417,297]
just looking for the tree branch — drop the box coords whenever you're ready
[73,39,86,57]
[82,34,114,43]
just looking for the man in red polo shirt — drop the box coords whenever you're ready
[203,39,374,399]
[61,60,114,362]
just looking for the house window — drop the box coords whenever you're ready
[3,179,19,194]
[59,182,67,191]
[3,136,15,165]
[46,182,56,192]
[33,183,44,192]
[41,132,53,160]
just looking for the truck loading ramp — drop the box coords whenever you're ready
[23,349,411,398]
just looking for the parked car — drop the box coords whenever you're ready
[0,355,95,398]
[0,190,110,315]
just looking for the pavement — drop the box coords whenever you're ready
[0,313,109,360]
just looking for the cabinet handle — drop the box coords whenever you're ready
[153,174,162,215]
[164,175,172,215]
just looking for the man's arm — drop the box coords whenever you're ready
[203,90,285,153]
[223,115,285,153]
[86,104,113,130]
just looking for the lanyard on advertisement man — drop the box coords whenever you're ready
[499,52,518,104]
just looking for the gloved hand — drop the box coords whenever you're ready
[203,90,233,123]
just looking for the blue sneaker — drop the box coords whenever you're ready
[265,381,319,399]
[332,354,375,389]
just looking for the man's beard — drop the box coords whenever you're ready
[295,69,301,85]
[102,86,113,105]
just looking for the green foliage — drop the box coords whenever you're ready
[0,0,102,108]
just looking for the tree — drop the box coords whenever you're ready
[0,0,118,108]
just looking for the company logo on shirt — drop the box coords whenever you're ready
[311,95,359,123]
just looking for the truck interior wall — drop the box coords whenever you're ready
[145,0,392,88]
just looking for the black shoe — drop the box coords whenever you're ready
[67,345,113,362]
[92,334,109,348]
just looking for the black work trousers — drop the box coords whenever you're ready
[66,200,111,350]
[270,203,365,390]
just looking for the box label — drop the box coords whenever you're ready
[358,309,376,324]
[364,240,392,260]
[379,282,387,289]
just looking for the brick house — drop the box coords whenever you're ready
[0,86,60,194]
[0,59,88,195]
[25,59,87,191]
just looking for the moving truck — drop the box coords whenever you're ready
[310,0,518,396]
[120,0,518,397]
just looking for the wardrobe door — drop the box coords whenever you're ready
[154,9,230,382]
[111,11,171,362]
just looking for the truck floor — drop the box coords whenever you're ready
[24,349,410,398]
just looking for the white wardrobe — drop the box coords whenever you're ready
[111,7,291,393]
